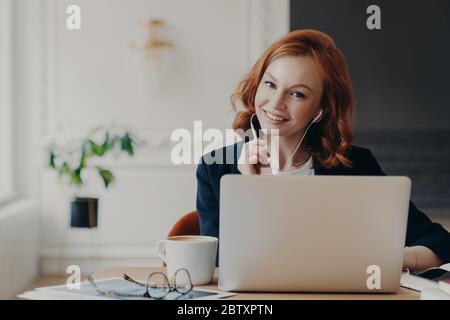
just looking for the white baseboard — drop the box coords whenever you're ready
[39,244,162,275]
[39,256,162,276]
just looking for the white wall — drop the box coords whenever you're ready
[38,0,289,275]
[0,0,43,298]
[0,0,14,201]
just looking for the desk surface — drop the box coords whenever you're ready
[92,266,420,300]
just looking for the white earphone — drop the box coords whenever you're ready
[250,109,324,174]
[312,109,323,124]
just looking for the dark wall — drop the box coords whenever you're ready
[290,0,450,130]
[290,0,450,211]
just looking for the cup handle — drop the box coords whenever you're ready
[156,239,167,264]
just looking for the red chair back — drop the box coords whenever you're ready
[168,210,200,237]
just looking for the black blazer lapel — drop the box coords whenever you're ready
[312,156,333,175]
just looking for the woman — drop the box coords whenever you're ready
[196,29,450,271]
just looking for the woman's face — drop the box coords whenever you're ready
[254,55,324,138]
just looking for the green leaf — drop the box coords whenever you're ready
[71,169,83,186]
[97,167,115,188]
[120,133,134,156]
[88,139,106,156]
[60,162,71,175]
[78,151,87,171]
[49,150,56,169]
[101,132,111,154]
[48,127,141,191]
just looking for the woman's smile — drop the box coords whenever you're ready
[261,107,289,124]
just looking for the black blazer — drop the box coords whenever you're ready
[196,141,450,264]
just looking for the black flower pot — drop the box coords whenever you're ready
[70,197,98,228]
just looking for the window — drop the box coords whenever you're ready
[0,0,15,204]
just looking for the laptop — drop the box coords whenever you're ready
[219,175,411,293]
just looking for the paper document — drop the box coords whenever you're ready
[18,277,236,300]
[401,263,450,292]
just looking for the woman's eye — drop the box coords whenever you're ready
[264,81,276,89]
[291,91,305,99]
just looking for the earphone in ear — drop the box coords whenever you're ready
[277,108,323,174]
[312,109,323,124]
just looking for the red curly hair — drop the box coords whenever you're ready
[231,29,354,169]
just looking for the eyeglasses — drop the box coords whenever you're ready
[87,268,194,300]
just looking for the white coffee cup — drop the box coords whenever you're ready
[156,235,218,285]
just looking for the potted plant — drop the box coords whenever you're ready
[48,126,142,228]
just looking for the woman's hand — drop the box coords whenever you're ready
[403,246,444,272]
[237,139,271,175]
[403,247,417,271]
